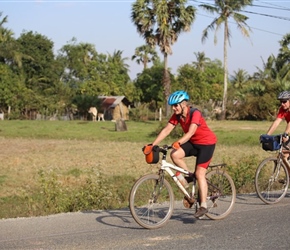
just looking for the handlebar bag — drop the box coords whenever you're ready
[260,134,281,151]
[143,145,160,164]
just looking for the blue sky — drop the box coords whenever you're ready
[1,0,290,80]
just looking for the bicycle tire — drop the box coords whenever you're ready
[205,169,236,220]
[129,174,175,229]
[255,157,289,204]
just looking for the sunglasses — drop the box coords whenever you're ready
[280,100,288,104]
[172,104,179,107]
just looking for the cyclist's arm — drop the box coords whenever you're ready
[152,122,175,146]
[284,121,290,135]
[266,118,282,135]
[177,123,197,145]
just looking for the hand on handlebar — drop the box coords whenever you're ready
[282,133,289,143]
[172,141,180,150]
[143,144,153,154]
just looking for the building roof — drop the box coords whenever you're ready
[98,96,134,109]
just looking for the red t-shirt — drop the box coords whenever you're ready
[168,107,217,145]
[277,107,290,122]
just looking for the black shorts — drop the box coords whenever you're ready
[181,141,216,168]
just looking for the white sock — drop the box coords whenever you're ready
[201,202,207,209]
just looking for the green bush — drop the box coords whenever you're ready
[226,154,258,193]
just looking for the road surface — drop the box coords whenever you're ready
[0,194,289,250]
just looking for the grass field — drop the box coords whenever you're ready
[0,119,284,218]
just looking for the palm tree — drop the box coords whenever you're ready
[200,0,253,119]
[0,12,9,42]
[0,12,26,69]
[254,54,278,81]
[192,51,210,72]
[131,0,196,116]
[231,69,249,89]
[277,33,290,80]
[108,50,130,74]
[132,44,158,70]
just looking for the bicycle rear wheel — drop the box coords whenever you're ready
[205,169,236,220]
[255,157,289,204]
[129,174,174,229]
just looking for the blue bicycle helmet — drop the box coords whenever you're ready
[168,90,189,105]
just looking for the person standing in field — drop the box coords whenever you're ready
[143,90,217,218]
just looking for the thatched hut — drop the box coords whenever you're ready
[98,96,134,121]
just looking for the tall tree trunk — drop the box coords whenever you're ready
[163,53,171,117]
[222,20,229,120]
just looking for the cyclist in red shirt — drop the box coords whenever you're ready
[145,90,217,218]
[266,91,290,176]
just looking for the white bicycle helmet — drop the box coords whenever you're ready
[277,91,290,100]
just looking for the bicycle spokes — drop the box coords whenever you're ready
[255,158,289,204]
[129,174,175,229]
[205,170,236,220]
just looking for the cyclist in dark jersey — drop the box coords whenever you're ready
[144,90,217,218]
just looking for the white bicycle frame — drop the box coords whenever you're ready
[160,159,192,199]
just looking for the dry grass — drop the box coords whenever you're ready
[0,119,285,218]
[0,119,282,198]
[0,138,151,197]
[0,136,272,198]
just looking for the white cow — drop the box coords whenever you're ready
[88,107,105,122]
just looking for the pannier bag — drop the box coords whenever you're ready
[143,144,160,164]
[260,134,281,151]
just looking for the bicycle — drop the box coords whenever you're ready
[129,145,236,229]
[255,134,290,204]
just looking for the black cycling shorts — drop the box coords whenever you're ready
[181,141,216,168]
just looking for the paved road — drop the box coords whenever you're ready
[0,194,289,250]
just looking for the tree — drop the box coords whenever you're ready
[277,33,290,80]
[132,44,158,70]
[0,12,29,71]
[200,0,253,119]
[176,59,224,105]
[131,0,196,116]
[134,61,165,107]
[231,68,249,89]
[58,38,98,82]
[192,51,210,72]
[106,50,131,95]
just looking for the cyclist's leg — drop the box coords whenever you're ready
[170,144,188,170]
[195,166,207,203]
[193,144,216,218]
[282,142,290,177]
[171,141,199,173]
[282,158,290,180]
[282,153,290,178]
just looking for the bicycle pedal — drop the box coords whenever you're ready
[183,196,195,209]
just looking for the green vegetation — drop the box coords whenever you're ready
[0,120,285,219]
[0,0,289,218]
[0,8,289,121]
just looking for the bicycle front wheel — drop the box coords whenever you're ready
[129,174,174,229]
[205,169,236,220]
[255,157,289,204]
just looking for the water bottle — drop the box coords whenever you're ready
[176,172,189,188]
